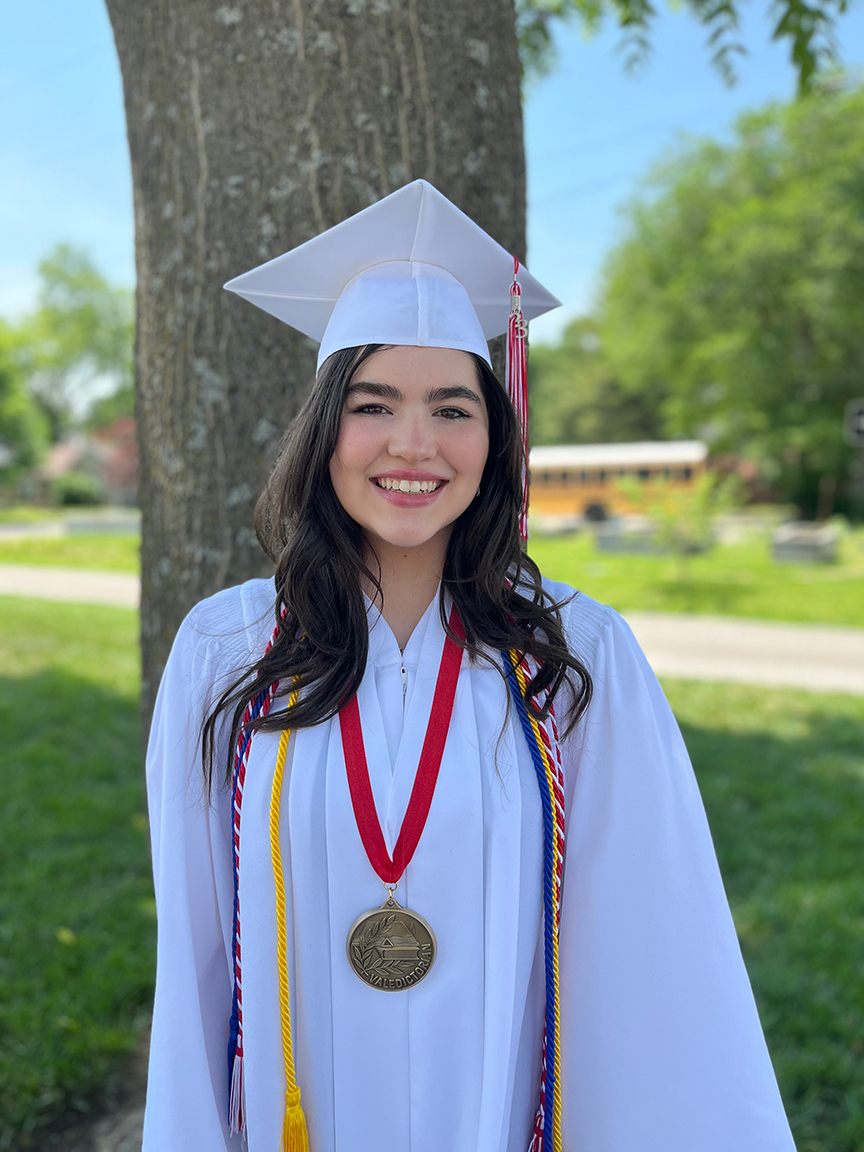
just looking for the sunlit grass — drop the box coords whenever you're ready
[530,529,864,627]
[0,533,140,573]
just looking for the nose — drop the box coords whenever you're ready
[386,410,436,462]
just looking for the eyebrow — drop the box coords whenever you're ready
[346,381,483,406]
[425,385,483,406]
[345,381,402,401]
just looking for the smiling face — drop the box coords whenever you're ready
[329,345,490,557]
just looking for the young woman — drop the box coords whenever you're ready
[143,182,795,1152]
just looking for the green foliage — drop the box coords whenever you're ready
[529,526,864,625]
[51,472,106,507]
[668,679,864,1151]
[617,471,742,554]
[85,383,135,431]
[516,0,850,92]
[600,82,864,516]
[530,316,663,445]
[16,246,134,439]
[0,320,49,482]
[0,599,152,1147]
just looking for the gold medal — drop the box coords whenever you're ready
[346,892,436,991]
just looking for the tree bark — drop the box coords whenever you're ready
[105,0,526,723]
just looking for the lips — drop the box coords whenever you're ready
[375,477,443,494]
[370,471,448,506]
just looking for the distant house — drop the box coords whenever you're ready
[529,441,708,520]
[93,416,138,505]
[38,417,139,505]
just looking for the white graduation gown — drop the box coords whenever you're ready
[143,577,795,1152]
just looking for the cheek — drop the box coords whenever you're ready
[331,422,376,474]
[449,424,489,483]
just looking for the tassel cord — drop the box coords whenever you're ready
[271,701,311,1152]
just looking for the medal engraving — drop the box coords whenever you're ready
[347,895,436,991]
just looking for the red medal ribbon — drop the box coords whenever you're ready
[339,605,464,886]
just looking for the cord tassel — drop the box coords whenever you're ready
[228,1050,244,1136]
[506,255,531,541]
[280,1086,310,1152]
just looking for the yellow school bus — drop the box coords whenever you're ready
[528,441,708,520]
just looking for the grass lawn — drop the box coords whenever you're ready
[529,530,864,627]
[0,508,60,525]
[0,534,140,573]
[1,599,862,1151]
[668,679,864,1152]
[0,599,152,1149]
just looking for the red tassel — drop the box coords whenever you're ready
[506,255,530,541]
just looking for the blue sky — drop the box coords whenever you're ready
[2,0,863,343]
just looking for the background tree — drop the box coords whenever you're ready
[105,0,526,718]
[18,245,134,439]
[518,0,849,91]
[0,320,48,484]
[529,315,663,445]
[598,79,864,517]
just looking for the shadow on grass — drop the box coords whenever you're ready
[0,670,154,1151]
[678,700,864,1152]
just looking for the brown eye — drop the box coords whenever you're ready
[351,403,390,415]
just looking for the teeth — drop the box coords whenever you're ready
[375,477,442,493]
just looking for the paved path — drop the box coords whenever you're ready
[625,612,864,695]
[0,564,140,609]
[2,564,863,694]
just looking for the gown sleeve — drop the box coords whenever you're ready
[558,601,796,1151]
[142,601,245,1152]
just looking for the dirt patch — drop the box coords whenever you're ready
[24,1031,147,1152]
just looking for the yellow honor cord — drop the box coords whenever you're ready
[270,694,310,1152]
[513,660,563,1152]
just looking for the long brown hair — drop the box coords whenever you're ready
[202,344,592,788]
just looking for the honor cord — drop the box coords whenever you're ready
[503,649,565,1152]
[271,702,310,1152]
[228,619,284,1136]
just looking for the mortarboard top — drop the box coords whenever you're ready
[223,179,560,369]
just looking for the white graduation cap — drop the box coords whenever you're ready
[223,179,560,370]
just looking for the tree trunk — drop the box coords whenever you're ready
[105,0,526,724]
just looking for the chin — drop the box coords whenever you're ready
[366,516,454,551]
[375,527,445,550]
